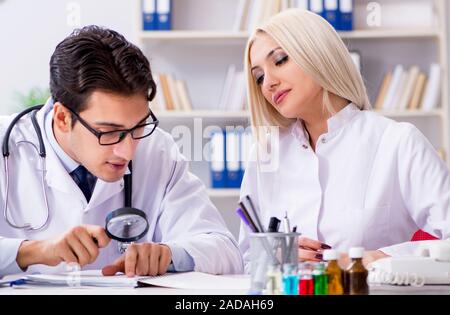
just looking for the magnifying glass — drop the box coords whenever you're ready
[105,207,149,254]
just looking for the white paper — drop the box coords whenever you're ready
[138,272,250,290]
[22,270,250,290]
[26,270,144,287]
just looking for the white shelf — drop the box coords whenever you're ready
[207,189,240,198]
[338,28,440,39]
[139,31,248,40]
[376,109,443,118]
[138,28,440,42]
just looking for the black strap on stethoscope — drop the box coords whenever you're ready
[124,161,132,208]
[2,105,45,158]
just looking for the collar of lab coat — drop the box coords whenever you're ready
[291,103,360,144]
[29,98,126,210]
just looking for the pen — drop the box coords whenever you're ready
[9,278,26,287]
[268,217,281,233]
[283,212,292,264]
[245,195,265,233]
[236,208,257,232]
[283,211,291,233]
[239,202,259,232]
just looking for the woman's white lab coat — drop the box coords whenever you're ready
[0,101,243,276]
[239,104,450,269]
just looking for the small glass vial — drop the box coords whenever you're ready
[265,264,282,295]
[282,263,299,295]
[298,262,314,295]
[323,249,344,295]
[313,262,328,295]
[345,247,369,295]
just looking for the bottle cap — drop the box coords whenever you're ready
[323,249,338,261]
[349,247,365,258]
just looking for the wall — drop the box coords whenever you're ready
[0,0,137,114]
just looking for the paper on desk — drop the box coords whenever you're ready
[138,272,250,290]
[24,270,250,290]
[26,270,142,287]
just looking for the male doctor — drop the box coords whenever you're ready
[0,26,243,277]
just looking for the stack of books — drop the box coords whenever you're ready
[150,73,193,112]
[374,64,441,112]
[219,66,247,112]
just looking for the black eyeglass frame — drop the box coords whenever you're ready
[64,106,159,145]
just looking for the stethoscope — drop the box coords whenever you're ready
[2,105,149,252]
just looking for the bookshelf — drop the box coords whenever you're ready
[135,0,449,236]
[138,28,440,41]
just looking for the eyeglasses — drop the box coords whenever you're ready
[64,106,159,145]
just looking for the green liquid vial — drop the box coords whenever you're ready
[313,262,328,295]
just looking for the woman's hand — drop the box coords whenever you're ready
[298,236,332,262]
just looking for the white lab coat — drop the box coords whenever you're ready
[0,101,243,277]
[239,104,450,270]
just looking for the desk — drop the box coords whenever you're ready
[0,286,247,295]
[1,284,450,295]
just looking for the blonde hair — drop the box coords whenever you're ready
[244,9,371,141]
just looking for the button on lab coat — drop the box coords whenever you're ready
[0,102,243,276]
[239,104,450,269]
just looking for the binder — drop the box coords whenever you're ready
[156,0,172,30]
[324,0,339,29]
[142,0,157,30]
[339,0,353,31]
[210,131,227,188]
[226,130,241,188]
[309,0,324,17]
[240,130,253,184]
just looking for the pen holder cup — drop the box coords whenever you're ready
[249,232,301,294]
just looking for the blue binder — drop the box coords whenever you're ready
[324,0,339,29]
[142,0,157,30]
[210,130,227,188]
[309,0,324,17]
[339,0,353,31]
[156,0,172,30]
[238,130,252,187]
[226,131,242,188]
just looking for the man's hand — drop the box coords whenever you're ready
[16,225,110,270]
[102,243,172,277]
[298,236,332,262]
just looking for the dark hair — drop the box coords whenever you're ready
[49,25,156,122]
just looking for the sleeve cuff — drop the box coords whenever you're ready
[378,240,438,257]
[0,238,26,278]
[164,242,195,272]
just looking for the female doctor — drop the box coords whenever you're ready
[239,9,450,269]
[0,26,243,278]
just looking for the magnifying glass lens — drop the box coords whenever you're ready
[105,207,149,243]
[107,214,147,240]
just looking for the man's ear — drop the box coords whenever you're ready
[53,102,73,133]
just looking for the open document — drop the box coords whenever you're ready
[22,270,250,290]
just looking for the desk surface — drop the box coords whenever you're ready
[1,284,450,295]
